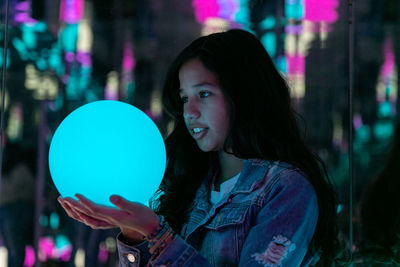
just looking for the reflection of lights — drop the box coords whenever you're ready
[261,33,276,58]
[332,114,343,148]
[74,248,85,267]
[192,0,219,23]
[0,246,7,267]
[201,18,230,35]
[0,90,9,111]
[166,121,175,137]
[304,0,338,23]
[376,37,398,108]
[287,54,305,75]
[60,0,84,24]
[105,71,119,100]
[123,41,135,72]
[14,1,37,23]
[150,90,163,118]
[260,16,275,30]
[285,0,304,19]
[235,0,251,29]
[24,246,35,267]
[288,74,305,98]
[285,34,297,55]
[37,236,72,262]
[98,242,108,263]
[77,20,93,53]
[353,113,363,130]
[50,212,60,229]
[105,237,117,253]
[218,0,239,21]
[25,64,59,100]
[36,74,59,100]
[6,103,23,141]
[192,0,250,31]
[55,234,72,261]
[374,121,394,140]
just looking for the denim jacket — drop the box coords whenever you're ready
[117,159,320,267]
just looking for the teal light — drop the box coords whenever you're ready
[0,48,11,68]
[373,121,394,140]
[61,24,78,52]
[50,212,60,229]
[260,16,275,30]
[48,100,166,206]
[285,1,304,19]
[12,38,29,60]
[55,234,71,249]
[40,214,48,227]
[261,33,276,58]
[276,56,287,74]
[356,125,371,142]
[22,24,37,50]
[36,57,47,70]
[378,101,392,118]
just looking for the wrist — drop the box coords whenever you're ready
[121,228,145,244]
[145,215,176,259]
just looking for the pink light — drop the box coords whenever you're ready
[65,52,75,62]
[77,51,92,66]
[123,41,135,72]
[217,0,239,21]
[39,237,55,261]
[16,1,29,11]
[304,0,339,23]
[287,54,305,75]
[98,243,108,263]
[60,0,84,23]
[14,13,37,23]
[58,245,72,262]
[353,113,363,130]
[24,245,35,267]
[382,38,394,80]
[192,0,220,23]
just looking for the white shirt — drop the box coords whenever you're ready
[210,172,240,205]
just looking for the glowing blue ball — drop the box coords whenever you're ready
[49,100,166,207]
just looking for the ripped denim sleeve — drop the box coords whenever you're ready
[239,171,319,267]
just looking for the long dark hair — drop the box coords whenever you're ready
[151,29,345,265]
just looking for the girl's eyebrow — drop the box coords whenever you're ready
[179,82,215,93]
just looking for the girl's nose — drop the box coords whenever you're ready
[183,101,200,120]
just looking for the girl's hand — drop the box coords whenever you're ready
[58,194,159,240]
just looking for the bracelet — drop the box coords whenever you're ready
[145,215,176,260]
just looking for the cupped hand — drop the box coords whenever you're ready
[58,194,159,240]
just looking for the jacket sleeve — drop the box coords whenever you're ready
[238,170,319,267]
[117,170,318,267]
[117,232,213,267]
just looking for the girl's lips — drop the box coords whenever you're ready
[192,128,208,140]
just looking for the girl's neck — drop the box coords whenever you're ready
[216,151,244,186]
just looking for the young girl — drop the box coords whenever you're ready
[59,29,342,266]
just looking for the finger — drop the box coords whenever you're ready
[75,194,128,218]
[58,197,84,221]
[63,197,93,216]
[110,195,136,211]
[75,194,118,214]
[78,212,117,229]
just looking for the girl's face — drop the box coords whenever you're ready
[179,58,230,152]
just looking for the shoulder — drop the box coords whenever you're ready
[246,159,317,204]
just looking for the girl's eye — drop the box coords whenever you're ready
[200,91,211,98]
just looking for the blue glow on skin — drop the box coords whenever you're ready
[49,100,166,207]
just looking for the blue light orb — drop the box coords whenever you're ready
[49,100,166,207]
